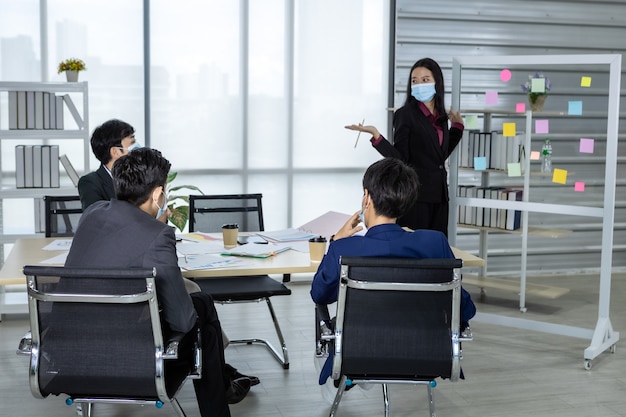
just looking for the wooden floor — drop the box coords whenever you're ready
[1,272,626,417]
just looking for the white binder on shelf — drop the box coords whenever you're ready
[59,153,80,187]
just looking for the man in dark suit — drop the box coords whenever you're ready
[311,157,476,384]
[66,148,251,416]
[78,119,139,210]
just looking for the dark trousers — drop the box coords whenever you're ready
[189,292,231,417]
[398,201,449,237]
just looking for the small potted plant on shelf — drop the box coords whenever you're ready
[166,171,204,232]
[57,58,87,82]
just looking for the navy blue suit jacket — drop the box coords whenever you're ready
[311,223,475,321]
[311,223,476,384]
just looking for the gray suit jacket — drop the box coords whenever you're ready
[65,199,196,336]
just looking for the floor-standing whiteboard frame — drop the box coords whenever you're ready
[449,54,620,369]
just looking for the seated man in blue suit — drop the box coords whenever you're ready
[311,157,476,385]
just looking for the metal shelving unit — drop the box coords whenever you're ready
[448,54,620,370]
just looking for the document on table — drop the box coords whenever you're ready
[178,232,221,242]
[257,228,317,242]
[222,243,291,258]
[177,241,225,256]
[179,254,249,271]
[42,239,73,251]
[40,252,69,265]
[297,211,352,240]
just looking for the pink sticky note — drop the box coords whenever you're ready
[500,69,512,82]
[579,138,594,154]
[485,91,498,105]
[535,119,549,134]
[530,151,540,161]
[574,182,585,192]
[516,102,526,112]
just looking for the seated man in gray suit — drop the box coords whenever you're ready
[66,148,252,415]
[78,119,139,210]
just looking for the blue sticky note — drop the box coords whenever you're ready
[568,101,583,115]
[474,156,487,171]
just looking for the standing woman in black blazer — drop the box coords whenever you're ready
[346,57,464,236]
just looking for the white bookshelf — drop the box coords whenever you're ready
[0,81,89,244]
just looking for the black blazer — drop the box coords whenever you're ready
[78,165,116,210]
[373,99,463,203]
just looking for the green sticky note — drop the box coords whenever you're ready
[465,115,479,129]
[531,78,546,93]
[507,163,522,177]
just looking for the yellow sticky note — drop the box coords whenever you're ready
[552,168,567,184]
[581,76,592,87]
[507,163,522,177]
[503,122,516,137]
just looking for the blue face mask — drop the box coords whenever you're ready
[411,82,436,103]
[155,191,166,219]
[127,142,142,152]
[359,210,365,225]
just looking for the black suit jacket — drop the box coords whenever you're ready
[78,165,116,210]
[65,199,197,336]
[373,99,463,203]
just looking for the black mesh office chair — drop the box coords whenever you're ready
[16,265,202,417]
[316,257,465,417]
[188,194,292,369]
[44,195,82,237]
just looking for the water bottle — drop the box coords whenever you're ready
[541,138,552,173]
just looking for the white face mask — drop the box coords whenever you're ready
[411,82,436,103]
[154,190,166,219]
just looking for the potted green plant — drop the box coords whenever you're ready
[57,58,87,82]
[166,171,204,232]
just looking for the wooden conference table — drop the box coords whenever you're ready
[0,236,484,284]
[0,238,484,369]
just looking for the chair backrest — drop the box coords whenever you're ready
[188,193,264,233]
[331,257,463,382]
[22,265,183,402]
[44,195,82,237]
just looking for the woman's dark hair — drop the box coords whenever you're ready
[362,158,419,219]
[404,57,447,122]
[112,148,170,206]
[90,119,135,164]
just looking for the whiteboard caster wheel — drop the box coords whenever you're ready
[584,359,592,370]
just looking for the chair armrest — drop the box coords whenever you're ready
[163,340,180,360]
[163,328,203,379]
[459,327,473,342]
[16,330,32,356]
